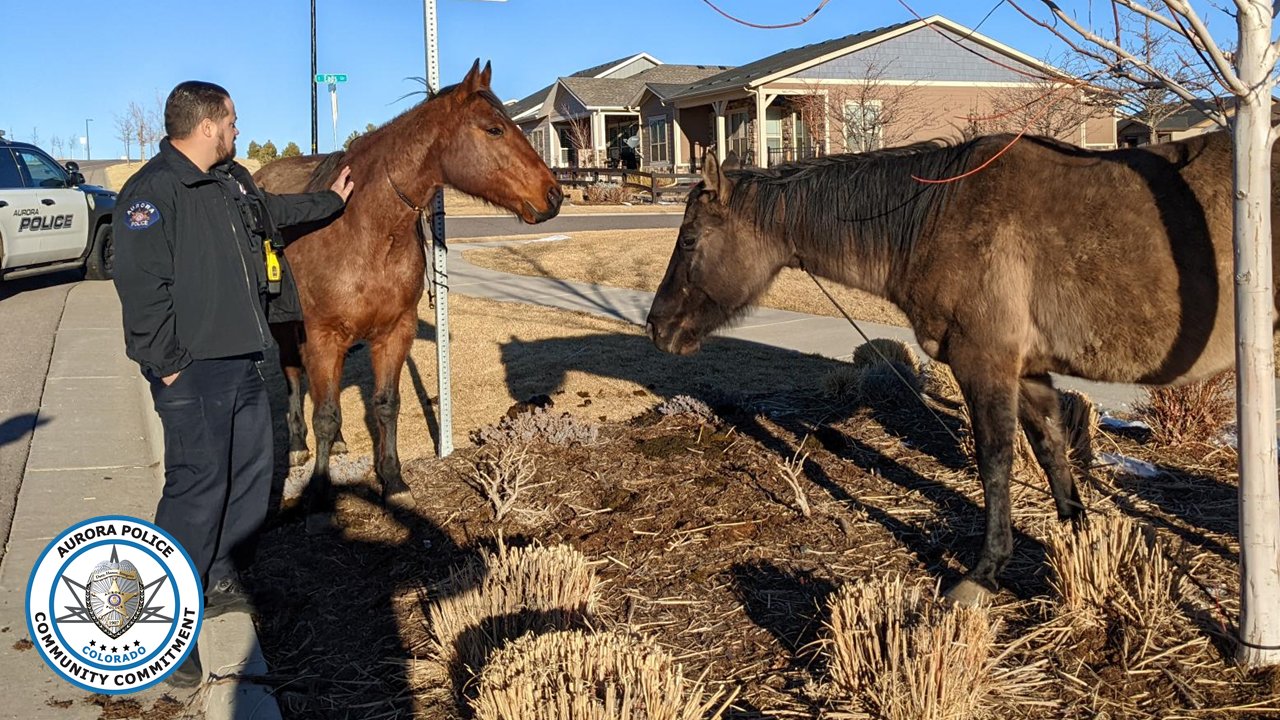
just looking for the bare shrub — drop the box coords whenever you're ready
[426,541,599,701]
[582,182,626,204]
[826,576,1002,720]
[1134,371,1235,446]
[1047,513,1188,664]
[852,338,919,373]
[656,394,717,422]
[471,629,735,720]
[471,407,600,447]
[466,443,537,521]
[775,447,811,518]
[1058,389,1099,468]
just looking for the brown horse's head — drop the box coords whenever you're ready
[438,60,562,223]
[646,153,794,355]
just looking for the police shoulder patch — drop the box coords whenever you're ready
[125,201,160,230]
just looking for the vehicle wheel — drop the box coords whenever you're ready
[85,223,114,281]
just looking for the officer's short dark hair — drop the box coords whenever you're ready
[165,81,231,139]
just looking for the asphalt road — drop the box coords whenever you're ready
[0,271,80,562]
[449,212,682,238]
[74,159,121,188]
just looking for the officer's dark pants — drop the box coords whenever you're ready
[148,355,270,592]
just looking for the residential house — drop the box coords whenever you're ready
[643,15,1117,171]
[1116,97,1278,146]
[508,53,729,168]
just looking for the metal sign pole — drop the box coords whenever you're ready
[424,0,453,457]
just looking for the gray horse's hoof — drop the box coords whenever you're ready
[289,449,311,467]
[305,511,336,535]
[945,579,993,607]
[331,440,349,456]
[385,486,418,511]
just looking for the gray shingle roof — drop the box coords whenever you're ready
[668,18,917,100]
[556,65,734,111]
[507,53,652,119]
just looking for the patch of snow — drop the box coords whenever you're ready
[1099,414,1150,431]
[520,234,571,244]
[1098,452,1163,478]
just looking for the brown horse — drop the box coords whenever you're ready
[647,131,1280,604]
[254,60,562,530]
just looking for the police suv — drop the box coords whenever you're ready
[0,136,116,281]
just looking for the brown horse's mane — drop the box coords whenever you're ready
[301,81,507,196]
[725,137,992,271]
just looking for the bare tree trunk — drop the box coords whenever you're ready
[1232,0,1280,668]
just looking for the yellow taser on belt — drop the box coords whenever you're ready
[263,240,282,294]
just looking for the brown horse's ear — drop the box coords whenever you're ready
[463,58,483,92]
[480,61,492,88]
[702,151,735,203]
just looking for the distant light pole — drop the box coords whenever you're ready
[85,118,93,160]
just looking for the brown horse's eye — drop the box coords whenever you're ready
[486,126,504,137]
[679,234,697,250]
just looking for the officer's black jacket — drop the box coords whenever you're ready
[113,138,344,379]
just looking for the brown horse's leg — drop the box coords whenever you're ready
[947,351,1020,606]
[271,322,311,467]
[1018,376,1085,522]
[368,314,418,510]
[303,331,348,533]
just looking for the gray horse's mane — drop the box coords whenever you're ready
[726,137,989,268]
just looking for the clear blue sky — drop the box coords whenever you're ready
[0,0,1243,160]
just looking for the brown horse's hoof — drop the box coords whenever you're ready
[289,449,312,467]
[331,440,349,456]
[305,511,337,535]
[384,486,418,511]
[945,579,994,607]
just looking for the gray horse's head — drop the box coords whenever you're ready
[646,152,795,355]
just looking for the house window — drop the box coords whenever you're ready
[527,128,546,163]
[765,106,783,153]
[844,100,883,153]
[727,109,751,160]
[648,116,669,165]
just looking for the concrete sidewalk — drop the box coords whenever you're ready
[450,243,1162,413]
[0,281,278,719]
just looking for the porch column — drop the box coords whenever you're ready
[755,89,768,168]
[712,100,727,162]
[592,112,606,166]
[671,107,683,171]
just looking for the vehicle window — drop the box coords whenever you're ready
[0,150,23,189]
[13,149,69,189]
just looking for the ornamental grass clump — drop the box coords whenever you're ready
[825,575,999,720]
[425,541,599,701]
[821,339,922,405]
[1047,513,1188,665]
[471,629,735,720]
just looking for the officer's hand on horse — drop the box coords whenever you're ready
[331,167,355,203]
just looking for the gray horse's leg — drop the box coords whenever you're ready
[1018,375,1085,522]
[947,349,1020,606]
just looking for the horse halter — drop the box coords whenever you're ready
[386,168,430,215]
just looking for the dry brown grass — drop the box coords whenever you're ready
[1134,372,1236,446]
[826,576,1013,720]
[1047,514,1186,646]
[471,629,735,720]
[268,293,861,462]
[821,339,923,407]
[424,541,600,701]
[104,157,263,191]
[461,230,910,325]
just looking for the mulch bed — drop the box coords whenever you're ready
[246,382,1279,719]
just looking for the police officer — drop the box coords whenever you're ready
[112,80,354,687]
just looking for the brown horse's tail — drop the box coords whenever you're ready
[304,150,350,193]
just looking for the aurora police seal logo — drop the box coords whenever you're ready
[26,516,202,694]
